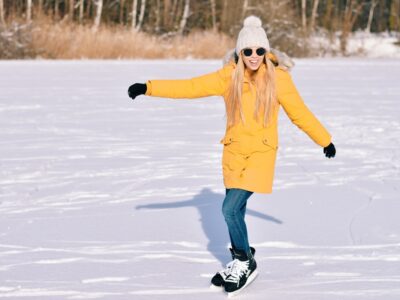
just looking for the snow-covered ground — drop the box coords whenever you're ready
[311,31,400,58]
[0,59,399,299]
[347,31,400,58]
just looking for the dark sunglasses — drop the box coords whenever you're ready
[242,48,266,57]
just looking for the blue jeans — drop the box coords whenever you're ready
[222,188,253,256]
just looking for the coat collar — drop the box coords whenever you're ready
[243,64,267,83]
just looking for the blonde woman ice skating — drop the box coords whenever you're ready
[127,16,336,296]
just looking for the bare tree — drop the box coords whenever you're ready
[132,0,146,32]
[309,0,319,31]
[84,0,91,20]
[119,0,125,23]
[340,0,364,55]
[210,0,217,31]
[323,0,334,30]
[69,0,75,21]
[172,0,179,28]
[93,0,103,31]
[220,0,228,32]
[136,0,146,31]
[163,0,171,29]
[55,0,59,19]
[131,0,137,29]
[0,0,5,27]
[38,0,43,16]
[242,0,249,20]
[27,0,32,22]
[301,0,306,31]
[178,0,190,35]
[366,0,378,33]
[79,0,84,23]
[155,0,161,32]
[390,0,400,32]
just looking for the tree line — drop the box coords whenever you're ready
[0,1,399,59]
[1,0,399,34]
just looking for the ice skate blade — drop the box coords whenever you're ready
[227,270,259,298]
[210,283,224,291]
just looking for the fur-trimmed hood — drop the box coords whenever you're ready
[222,48,295,72]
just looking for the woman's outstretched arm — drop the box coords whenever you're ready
[276,68,333,151]
[128,64,233,100]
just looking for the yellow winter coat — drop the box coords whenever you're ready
[145,60,331,194]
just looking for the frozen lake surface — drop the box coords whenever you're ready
[0,59,399,299]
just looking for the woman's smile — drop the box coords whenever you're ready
[249,59,259,65]
[242,49,264,70]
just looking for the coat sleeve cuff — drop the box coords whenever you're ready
[145,81,152,96]
[321,137,332,148]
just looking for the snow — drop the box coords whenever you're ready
[0,59,400,299]
[311,31,400,58]
[347,32,400,58]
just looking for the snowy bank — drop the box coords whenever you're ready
[310,31,400,58]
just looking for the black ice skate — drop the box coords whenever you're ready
[210,247,255,289]
[223,249,258,297]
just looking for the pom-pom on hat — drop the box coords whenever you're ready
[236,16,270,55]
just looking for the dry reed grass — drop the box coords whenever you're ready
[31,18,235,59]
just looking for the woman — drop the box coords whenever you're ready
[127,16,336,295]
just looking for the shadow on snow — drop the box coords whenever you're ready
[136,187,282,266]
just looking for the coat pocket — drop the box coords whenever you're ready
[261,136,278,150]
[220,135,238,146]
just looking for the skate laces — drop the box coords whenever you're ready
[225,259,249,283]
[219,260,235,277]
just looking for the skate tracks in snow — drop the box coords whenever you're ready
[0,59,399,299]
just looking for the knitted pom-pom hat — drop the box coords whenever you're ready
[235,16,270,55]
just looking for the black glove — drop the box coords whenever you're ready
[128,83,147,100]
[323,143,336,158]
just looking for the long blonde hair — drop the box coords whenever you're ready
[226,53,277,128]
